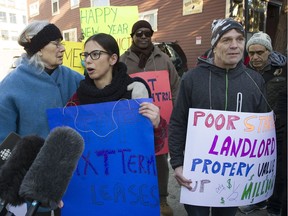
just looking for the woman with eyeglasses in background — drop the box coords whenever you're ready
[0,20,84,216]
[120,20,180,216]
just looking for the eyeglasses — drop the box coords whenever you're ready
[135,30,153,38]
[50,40,65,48]
[80,50,110,61]
[248,50,267,56]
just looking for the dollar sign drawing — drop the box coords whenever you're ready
[249,174,254,181]
[221,197,225,204]
[227,179,232,189]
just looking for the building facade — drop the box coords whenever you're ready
[25,0,285,70]
[0,0,27,80]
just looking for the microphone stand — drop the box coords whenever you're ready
[25,200,41,216]
[0,202,16,216]
[0,201,7,216]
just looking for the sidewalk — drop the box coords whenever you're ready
[166,161,268,216]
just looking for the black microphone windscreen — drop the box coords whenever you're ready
[19,126,84,210]
[0,132,21,167]
[0,135,45,206]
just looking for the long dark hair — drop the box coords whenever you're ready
[84,33,119,63]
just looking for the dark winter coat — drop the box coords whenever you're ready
[248,51,287,127]
[169,58,268,169]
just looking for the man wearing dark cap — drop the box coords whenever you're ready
[120,20,180,216]
[168,18,268,216]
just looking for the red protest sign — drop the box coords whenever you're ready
[130,70,172,155]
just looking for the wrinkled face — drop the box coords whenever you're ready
[213,29,245,69]
[82,40,117,89]
[132,27,153,49]
[248,44,270,71]
[39,39,65,69]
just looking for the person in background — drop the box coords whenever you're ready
[277,87,287,216]
[168,18,268,216]
[120,20,180,216]
[0,20,84,216]
[67,33,167,154]
[239,32,287,216]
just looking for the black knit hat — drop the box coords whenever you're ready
[130,20,154,37]
[211,18,244,48]
[24,24,63,56]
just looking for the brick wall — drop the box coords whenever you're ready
[27,0,227,68]
[111,0,226,68]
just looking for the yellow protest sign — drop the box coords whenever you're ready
[63,41,85,75]
[80,6,138,54]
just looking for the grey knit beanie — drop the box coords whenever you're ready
[211,18,244,48]
[246,31,273,52]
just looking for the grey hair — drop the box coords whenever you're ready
[18,20,50,71]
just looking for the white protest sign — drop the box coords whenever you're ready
[181,109,276,207]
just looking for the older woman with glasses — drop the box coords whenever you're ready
[0,20,84,215]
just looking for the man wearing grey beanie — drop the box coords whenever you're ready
[168,17,268,216]
[239,32,287,216]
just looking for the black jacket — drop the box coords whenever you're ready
[169,58,268,169]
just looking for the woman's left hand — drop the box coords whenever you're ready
[139,102,160,128]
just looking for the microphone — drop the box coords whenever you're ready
[0,135,45,216]
[0,135,44,206]
[19,126,84,216]
[0,132,21,167]
[0,132,21,216]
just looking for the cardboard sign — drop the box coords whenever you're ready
[62,41,85,75]
[181,109,276,207]
[80,6,138,54]
[46,99,160,216]
[130,70,173,155]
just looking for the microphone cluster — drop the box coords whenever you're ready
[0,127,84,216]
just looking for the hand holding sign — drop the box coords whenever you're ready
[174,166,192,190]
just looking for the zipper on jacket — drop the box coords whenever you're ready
[225,69,228,111]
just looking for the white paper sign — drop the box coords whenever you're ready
[181,109,276,207]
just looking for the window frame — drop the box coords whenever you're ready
[90,0,110,7]
[63,28,77,42]
[22,15,27,25]
[0,11,7,23]
[1,30,9,40]
[139,9,158,32]
[10,30,18,41]
[9,13,16,24]
[51,0,60,16]
[29,1,39,17]
[70,0,79,9]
